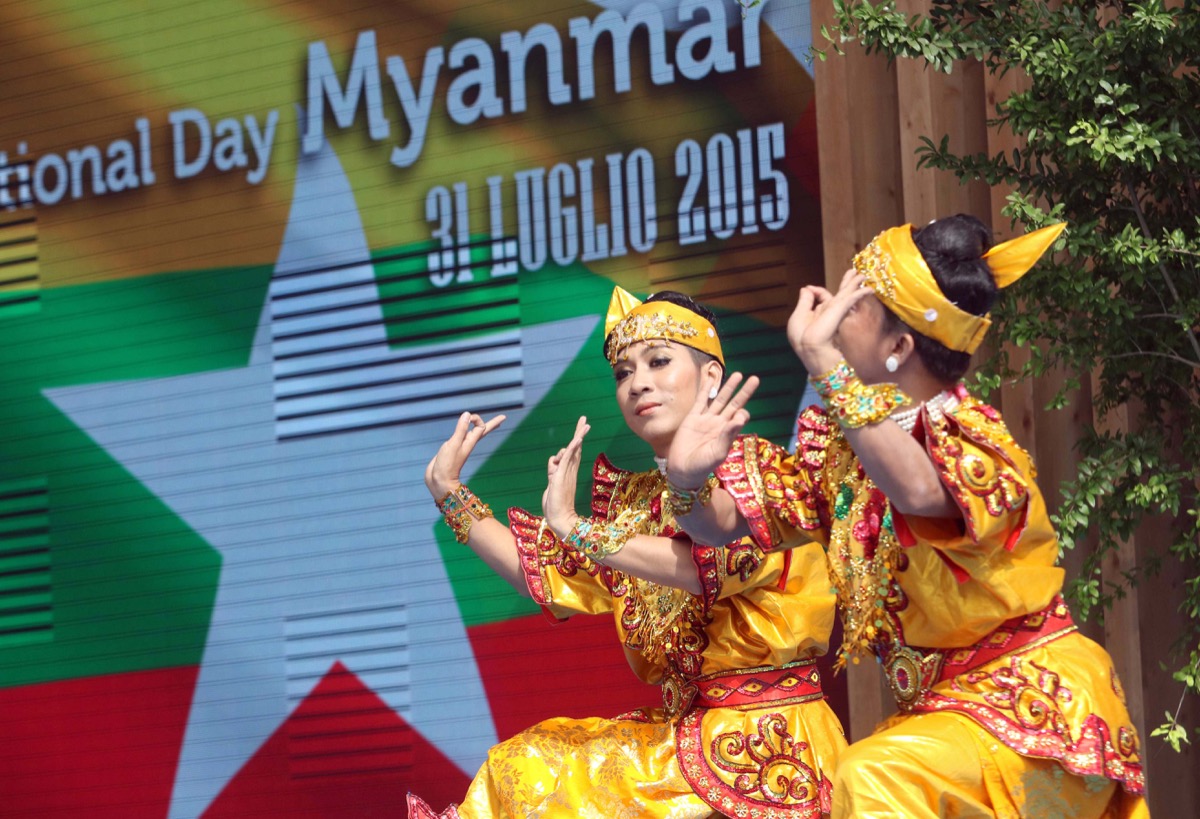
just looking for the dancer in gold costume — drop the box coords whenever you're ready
[666,215,1149,817]
[407,289,845,819]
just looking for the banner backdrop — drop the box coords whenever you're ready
[0,1,825,815]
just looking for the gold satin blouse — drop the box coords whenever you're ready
[716,387,1145,801]
[508,449,846,818]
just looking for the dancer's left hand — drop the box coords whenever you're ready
[788,268,873,373]
[543,416,590,539]
[666,372,758,492]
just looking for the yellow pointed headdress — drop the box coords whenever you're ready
[603,286,724,365]
[854,222,1066,354]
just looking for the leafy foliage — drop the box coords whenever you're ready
[827,0,1200,750]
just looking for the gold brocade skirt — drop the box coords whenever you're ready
[831,710,1150,819]
[453,715,710,819]
[408,695,845,819]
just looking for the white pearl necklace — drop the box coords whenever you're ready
[890,391,959,433]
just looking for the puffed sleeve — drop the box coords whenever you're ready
[716,419,833,553]
[509,506,616,621]
[690,539,788,613]
[892,398,1033,556]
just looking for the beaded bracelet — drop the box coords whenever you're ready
[435,484,494,544]
[809,360,855,399]
[564,510,648,562]
[810,361,911,429]
[665,473,718,517]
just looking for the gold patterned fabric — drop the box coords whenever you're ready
[832,711,1149,819]
[716,389,1147,817]
[411,441,845,818]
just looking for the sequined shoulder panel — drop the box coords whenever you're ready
[922,393,1032,547]
[592,452,629,518]
[742,417,832,542]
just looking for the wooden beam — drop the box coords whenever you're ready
[812,2,903,289]
[810,0,905,737]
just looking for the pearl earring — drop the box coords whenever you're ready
[708,386,719,400]
[885,355,900,373]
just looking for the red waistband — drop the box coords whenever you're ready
[692,659,823,711]
[939,595,1076,679]
[885,596,1077,710]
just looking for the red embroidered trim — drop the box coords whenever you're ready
[591,453,623,517]
[766,409,832,536]
[508,506,610,607]
[692,544,722,613]
[616,708,654,723]
[900,598,1146,796]
[508,506,554,605]
[912,692,1146,795]
[693,660,823,710]
[937,597,1075,680]
[715,435,776,551]
[406,793,462,819]
[676,708,832,818]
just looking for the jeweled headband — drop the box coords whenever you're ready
[603,286,724,366]
[854,222,1066,354]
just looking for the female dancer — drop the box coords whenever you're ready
[407,288,845,818]
[666,215,1149,817]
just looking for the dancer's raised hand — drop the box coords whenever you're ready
[787,269,872,372]
[543,416,590,538]
[666,373,759,491]
[424,412,507,500]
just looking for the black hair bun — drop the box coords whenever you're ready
[917,214,991,264]
[912,214,997,318]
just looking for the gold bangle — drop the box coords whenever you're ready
[666,473,718,517]
[437,484,494,544]
[565,511,647,562]
[821,366,911,429]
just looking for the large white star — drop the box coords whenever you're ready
[45,140,596,818]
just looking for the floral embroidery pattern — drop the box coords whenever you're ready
[678,709,831,818]
[924,397,1031,543]
[912,651,1145,795]
[712,714,824,804]
[726,541,764,582]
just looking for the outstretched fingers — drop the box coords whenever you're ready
[716,374,759,420]
[707,372,745,414]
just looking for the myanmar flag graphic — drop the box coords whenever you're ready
[1,1,828,816]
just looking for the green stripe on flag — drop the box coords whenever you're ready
[0,263,271,687]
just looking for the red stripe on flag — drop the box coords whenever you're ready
[0,665,199,819]
[467,612,657,741]
[202,662,470,818]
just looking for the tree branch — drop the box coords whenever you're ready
[1124,179,1200,365]
[1106,351,1200,369]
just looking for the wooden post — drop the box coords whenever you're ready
[810,0,906,741]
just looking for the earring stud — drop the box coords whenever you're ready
[885,355,900,373]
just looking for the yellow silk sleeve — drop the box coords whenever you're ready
[700,542,837,665]
[508,506,615,620]
[716,424,831,552]
[896,403,1034,556]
